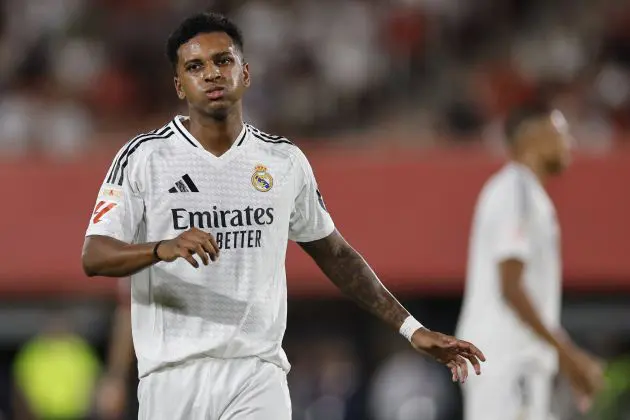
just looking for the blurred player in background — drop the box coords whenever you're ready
[456,103,604,420]
[81,12,485,420]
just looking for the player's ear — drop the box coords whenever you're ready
[242,62,251,88]
[174,76,185,100]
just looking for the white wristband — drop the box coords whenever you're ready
[399,316,424,342]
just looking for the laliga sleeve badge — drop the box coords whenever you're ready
[251,164,273,192]
[92,200,117,224]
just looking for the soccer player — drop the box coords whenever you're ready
[456,103,604,420]
[81,12,485,420]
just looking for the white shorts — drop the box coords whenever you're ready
[462,363,554,420]
[137,357,291,420]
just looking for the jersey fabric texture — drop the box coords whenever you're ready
[85,116,335,378]
[456,162,562,373]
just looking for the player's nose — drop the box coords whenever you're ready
[203,65,221,82]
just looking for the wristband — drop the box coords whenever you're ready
[153,240,164,262]
[399,316,424,342]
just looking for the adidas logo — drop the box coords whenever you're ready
[169,174,199,193]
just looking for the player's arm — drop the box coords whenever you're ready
[288,151,409,333]
[290,150,484,382]
[81,143,219,278]
[82,236,160,277]
[297,230,408,331]
[287,148,484,382]
[299,231,484,382]
[82,230,219,278]
[500,258,564,349]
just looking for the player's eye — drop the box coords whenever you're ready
[186,63,202,72]
[216,56,233,66]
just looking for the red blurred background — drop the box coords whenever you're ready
[1,144,628,297]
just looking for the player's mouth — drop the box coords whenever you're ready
[205,87,225,100]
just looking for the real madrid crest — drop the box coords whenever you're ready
[251,164,273,192]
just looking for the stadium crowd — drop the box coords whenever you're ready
[0,0,628,158]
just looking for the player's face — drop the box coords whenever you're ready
[174,32,250,119]
[540,110,573,175]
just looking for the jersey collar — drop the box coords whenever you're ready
[170,115,248,152]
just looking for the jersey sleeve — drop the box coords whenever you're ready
[84,143,146,243]
[491,181,532,263]
[288,150,335,242]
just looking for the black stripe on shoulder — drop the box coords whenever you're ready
[256,131,285,141]
[107,126,172,184]
[246,124,287,140]
[247,125,294,146]
[251,132,294,146]
[116,129,174,185]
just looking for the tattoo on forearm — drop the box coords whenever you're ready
[299,232,408,330]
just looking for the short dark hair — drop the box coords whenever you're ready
[504,101,552,144]
[166,12,244,69]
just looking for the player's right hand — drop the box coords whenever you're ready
[559,344,605,412]
[156,227,219,267]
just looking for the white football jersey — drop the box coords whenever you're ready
[456,163,562,373]
[85,116,335,378]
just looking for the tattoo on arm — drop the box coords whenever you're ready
[298,230,409,331]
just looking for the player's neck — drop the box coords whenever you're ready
[186,108,244,156]
[513,156,548,185]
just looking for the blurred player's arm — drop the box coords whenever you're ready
[500,257,603,410]
[500,258,565,349]
[95,293,133,419]
[104,298,133,380]
[299,230,485,382]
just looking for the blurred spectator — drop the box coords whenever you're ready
[288,336,359,420]
[12,310,101,420]
[368,350,452,420]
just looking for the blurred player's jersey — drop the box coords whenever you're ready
[85,116,334,378]
[456,163,561,374]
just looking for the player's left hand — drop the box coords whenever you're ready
[563,347,606,413]
[410,328,485,383]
